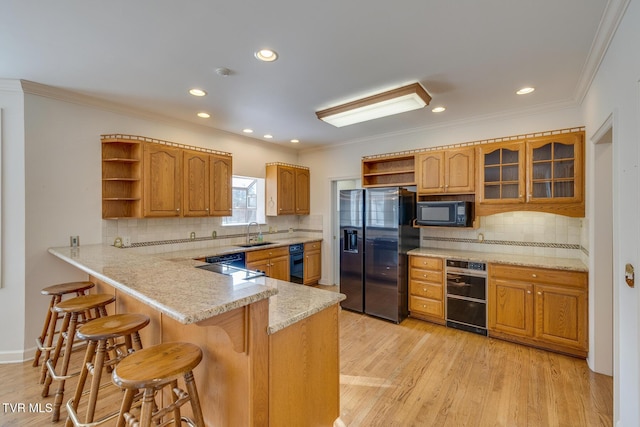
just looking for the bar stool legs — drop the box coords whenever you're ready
[112,342,206,427]
[34,281,95,383]
[65,313,150,427]
[42,293,116,422]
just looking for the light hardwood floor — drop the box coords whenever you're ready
[338,309,613,427]
[0,304,614,426]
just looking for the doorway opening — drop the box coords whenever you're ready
[591,123,613,375]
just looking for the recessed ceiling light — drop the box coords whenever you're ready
[197,112,210,118]
[290,139,300,144]
[255,49,278,62]
[242,128,253,134]
[432,106,446,113]
[264,134,273,139]
[189,88,207,97]
[516,87,535,95]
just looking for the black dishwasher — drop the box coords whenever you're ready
[289,244,304,284]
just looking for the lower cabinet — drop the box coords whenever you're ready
[408,256,445,324]
[246,246,290,281]
[303,241,322,285]
[488,263,588,358]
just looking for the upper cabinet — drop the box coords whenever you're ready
[477,141,526,204]
[143,143,183,217]
[266,163,310,216]
[102,135,232,219]
[101,137,142,219]
[362,154,415,188]
[417,147,475,195]
[477,131,584,217]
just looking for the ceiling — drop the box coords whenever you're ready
[0,0,610,149]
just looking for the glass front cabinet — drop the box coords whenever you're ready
[477,131,584,217]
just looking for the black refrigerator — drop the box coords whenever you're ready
[339,187,420,323]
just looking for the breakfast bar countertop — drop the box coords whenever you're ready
[48,244,344,333]
[407,247,588,272]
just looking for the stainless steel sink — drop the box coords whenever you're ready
[236,241,275,248]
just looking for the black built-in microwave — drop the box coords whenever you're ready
[416,201,472,227]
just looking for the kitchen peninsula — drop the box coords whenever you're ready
[48,244,345,426]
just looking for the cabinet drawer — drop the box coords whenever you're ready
[410,268,443,283]
[410,281,443,300]
[410,295,443,317]
[304,241,321,252]
[490,264,587,288]
[410,256,443,271]
[245,246,289,262]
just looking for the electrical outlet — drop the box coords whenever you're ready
[123,236,131,247]
[70,235,79,247]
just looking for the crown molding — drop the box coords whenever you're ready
[574,0,630,104]
[0,79,25,92]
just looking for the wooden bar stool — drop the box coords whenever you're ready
[34,281,95,375]
[65,313,150,427]
[42,293,116,422]
[112,342,206,427]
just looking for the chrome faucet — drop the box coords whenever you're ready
[246,221,261,245]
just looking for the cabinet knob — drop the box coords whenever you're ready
[537,291,542,295]
[527,290,532,294]
[423,274,427,278]
[176,208,180,212]
[423,288,427,292]
[532,273,537,278]
[422,305,427,308]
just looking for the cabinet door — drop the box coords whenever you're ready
[526,133,583,204]
[277,166,296,215]
[534,284,587,351]
[445,147,475,193]
[304,249,321,285]
[416,151,444,194]
[210,155,232,216]
[489,278,534,337]
[478,142,525,204]
[295,168,310,215]
[143,143,182,217]
[270,255,290,281]
[183,150,210,217]
[246,258,270,276]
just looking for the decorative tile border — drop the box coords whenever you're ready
[421,235,580,250]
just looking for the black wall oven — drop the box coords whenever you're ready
[445,259,487,336]
[289,244,304,284]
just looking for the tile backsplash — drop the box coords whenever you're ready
[102,215,323,254]
[420,211,586,261]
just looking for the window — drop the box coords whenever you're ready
[222,176,266,225]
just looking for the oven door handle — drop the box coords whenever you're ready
[446,267,487,278]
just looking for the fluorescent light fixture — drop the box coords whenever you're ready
[316,83,431,127]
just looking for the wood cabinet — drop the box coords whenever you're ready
[477,141,526,204]
[362,154,415,188]
[246,246,290,281]
[266,163,310,216]
[488,263,588,358]
[183,150,232,217]
[417,147,475,194]
[102,135,232,219]
[143,143,182,217]
[408,256,445,324]
[101,137,142,219]
[303,241,321,285]
[477,131,584,217]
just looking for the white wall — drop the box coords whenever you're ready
[0,81,27,359]
[582,0,640,424]
[1,85,299,361]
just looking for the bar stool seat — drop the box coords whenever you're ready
[65,313,150,427]
[43,293,116,422]
[112,342,205,427]
[34,281,95,371]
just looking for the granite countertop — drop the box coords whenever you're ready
[48,243,344,334]
[407,247,588,272]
